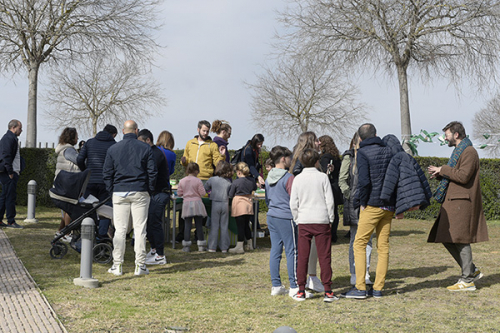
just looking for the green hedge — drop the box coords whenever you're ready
[17,148,499,220]
[406,157,500,220]
[17,148,57,207]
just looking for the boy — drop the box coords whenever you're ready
[290,148,337,302]
[265,146,300,299]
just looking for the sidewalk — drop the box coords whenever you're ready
[0,229,66,333]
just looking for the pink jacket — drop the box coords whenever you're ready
[177,175,206,202]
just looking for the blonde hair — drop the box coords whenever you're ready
[156,130,175,150]
[235,162,250,176]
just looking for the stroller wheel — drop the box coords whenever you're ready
[93,243,113,264]
[49,242,68,259]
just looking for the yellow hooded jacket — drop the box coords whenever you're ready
[181,137,224,180]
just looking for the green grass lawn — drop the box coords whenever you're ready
[4,207,500,333]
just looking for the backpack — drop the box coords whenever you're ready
[230,143,249,166]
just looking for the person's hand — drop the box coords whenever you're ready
[361,205,365,211]
[258,176,265,187]
[395,213,404,219]
[219,145,226,156]
[9,174,13,179]
[181,156,186,164]
[427,165,441,179]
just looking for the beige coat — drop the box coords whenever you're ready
[428,146,489,244]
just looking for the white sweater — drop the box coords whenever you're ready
[290,167,335,224]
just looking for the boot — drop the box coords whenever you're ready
[182,240,192,252]
[197,240,207,252]
[229,241,245,254]
[244,241,254,251]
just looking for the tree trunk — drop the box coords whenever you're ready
[92,117,98,136]
[26,62,40,148]
[396,65,412,155]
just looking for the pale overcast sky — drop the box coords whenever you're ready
[0,0,494,158]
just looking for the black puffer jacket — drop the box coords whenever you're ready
[380,135,432,215]
[342,149,360,226]
[77,131,116,184]
[354,136,394,208]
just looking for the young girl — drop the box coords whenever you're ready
[228,162,257,253]
[177,162,207,252]
[204,161,233,253]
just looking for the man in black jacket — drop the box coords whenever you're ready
[77,124,117,238]
[103,120,157,276]
[343,123,394,299]
[0,120,23,229]
[138,129,170,265]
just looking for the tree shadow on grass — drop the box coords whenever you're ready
[389,229,426,237]
[385,272,500,294]
[155,257,246,275]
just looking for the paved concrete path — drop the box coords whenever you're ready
[0,229,66,333]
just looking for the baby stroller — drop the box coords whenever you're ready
[49,169,114,264]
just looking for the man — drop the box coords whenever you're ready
[138,129,170,265]
[177,120,225,242]
[0,120,23,229]
[77,124,117,238]
[181,120,224,181]
[103,120,157,276]
[342,123,394,299]
[428,121,488,291]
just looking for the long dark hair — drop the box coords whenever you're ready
[250,133,264,149]
[318,135,340,160]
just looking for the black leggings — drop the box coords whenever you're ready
[235,215,252,242]
[184,216,204,242]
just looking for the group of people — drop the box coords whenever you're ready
[266,121,488,303]
[0,118,489,299]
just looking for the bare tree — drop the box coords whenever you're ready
[248,54,366,143]
[280,0,500,152]
[473,95,500,157]
[0,0,162,147]
[43,53,166,137]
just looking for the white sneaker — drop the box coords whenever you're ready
[366,272,374,285]
[107,264,123,276]
[61,234,72,243]
[289,287,313,298]
[306,276,325,292]
[146,249,156,260]
[134,264,149,276]
[271,285,287,296]
[145,254,166,265]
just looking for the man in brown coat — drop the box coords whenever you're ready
[428,121,488,291]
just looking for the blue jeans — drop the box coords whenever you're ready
[147,192,169,256]
[267,215,298,289]
[0,172,19,224]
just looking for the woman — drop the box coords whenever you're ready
[211,120,232,162]
[290,131,324,293]
[54,127,81,241]
[290,132,320,176]
[318,135,342,243]
[242,133,265,187]
[338,132,373,287]
[156,130,176,176]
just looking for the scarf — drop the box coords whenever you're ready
[433,137,473,203]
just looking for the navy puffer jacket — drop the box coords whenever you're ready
[354,136,394,208]
[77,131,116,184]
[380,135,432,215]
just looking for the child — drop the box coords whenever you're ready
[265,146,300,298]
[204,161,233,253]
[264,158,275,172]
[228,162,257,253]
[177,162,207,252]
[290,148,337,302]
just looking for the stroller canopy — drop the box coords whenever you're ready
[50,169,90,204]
